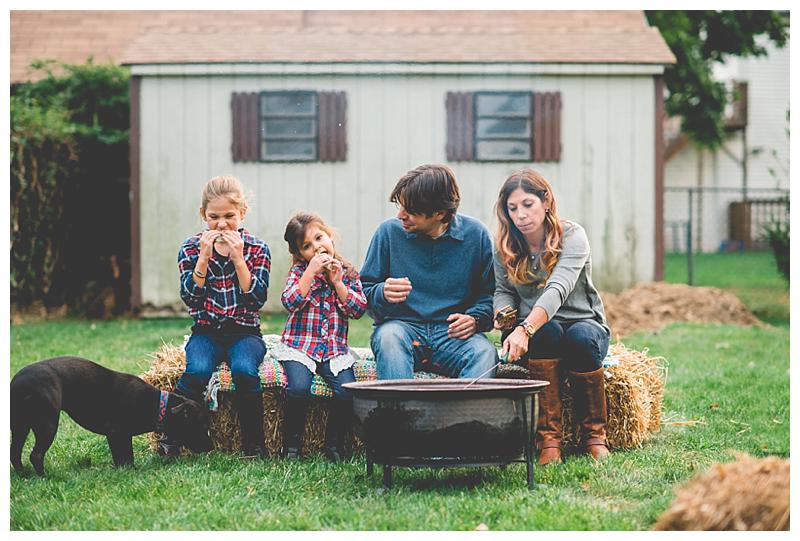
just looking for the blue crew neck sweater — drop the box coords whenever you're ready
[360,214,495,331]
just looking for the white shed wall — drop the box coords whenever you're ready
[138,71,657,311]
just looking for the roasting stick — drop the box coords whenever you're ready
[462,351,510,389]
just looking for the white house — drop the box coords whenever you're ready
[664,37,790,253]
[111,10,674,312]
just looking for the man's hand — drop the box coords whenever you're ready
[447,313,477,340]
[383,277,412,303]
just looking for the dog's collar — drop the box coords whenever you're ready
[156,390,169,432]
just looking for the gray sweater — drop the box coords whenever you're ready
[493,221,609,335]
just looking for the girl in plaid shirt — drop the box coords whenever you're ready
[162,175,271,459]
[277,212,367,461]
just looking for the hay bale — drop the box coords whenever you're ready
[653,453,789,530]
[141,343,361,457]
[141,339,666,454]
[553,342,667,450]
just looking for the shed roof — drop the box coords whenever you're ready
[12,10,675,82]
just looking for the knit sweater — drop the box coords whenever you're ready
[361,214,495,331]
[493,220,610,335]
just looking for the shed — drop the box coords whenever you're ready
[17,10,676,313]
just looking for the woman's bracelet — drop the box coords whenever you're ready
[193,269,206,278]
[519,321,537,338]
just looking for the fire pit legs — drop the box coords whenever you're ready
[521,395,535,490]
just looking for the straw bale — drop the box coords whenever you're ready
[554,342,667,450]
[142,340,666,454]
[142,343,361,457]
[653,453,789,531]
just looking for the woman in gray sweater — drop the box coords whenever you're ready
[493,168,611,465]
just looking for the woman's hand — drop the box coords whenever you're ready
[501,326,530,363]
[217,230,245,261]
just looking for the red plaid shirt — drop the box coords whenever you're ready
[178,229,271,329]
[280,261,367,362]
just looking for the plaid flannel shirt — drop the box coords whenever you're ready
[280,261,367,362]
[178,228,271,329]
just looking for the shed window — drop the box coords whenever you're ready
[260,92,318,161]
[474,92,532,160]
[231,91,347,163]
[446,90,561,162]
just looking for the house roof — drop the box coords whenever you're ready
[12,10,675,82]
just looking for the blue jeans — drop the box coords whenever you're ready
[282,360,355,400]
[371,320,499,380]
[505,319,609,373]
[176,333,266,399]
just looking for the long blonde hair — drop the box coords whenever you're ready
[495,169,563,286]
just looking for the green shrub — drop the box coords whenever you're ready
[11,59,130,314]
[762,198,789,283]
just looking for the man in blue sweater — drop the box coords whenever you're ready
[361,164,498,380]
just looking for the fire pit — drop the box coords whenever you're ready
[343,378,548,489]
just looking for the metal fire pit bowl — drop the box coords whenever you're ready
[343,378,549,490]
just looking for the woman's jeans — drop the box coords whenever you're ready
[371,320,499,380]
[505,319,609,373]
[176,333,266,400]
[282,360,355,400]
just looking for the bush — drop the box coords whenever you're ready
[11,59,131,315]
[763,198,789,283]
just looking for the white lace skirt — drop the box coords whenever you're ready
[272,341,356,377]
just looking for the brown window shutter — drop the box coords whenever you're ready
[533,92,562,162]
[446,92,474,161]
[231,92,259,162]
[318,91,347,162]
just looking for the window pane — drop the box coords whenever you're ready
[476,93,530,116]
[261,140,317,160]
[262,118,315,137]
[261,93,316,115]
[476,118,530,138]
[475,140,531,160]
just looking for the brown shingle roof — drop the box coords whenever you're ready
[11,10,674,82]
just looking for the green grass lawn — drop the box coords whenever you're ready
[10,250,789,530]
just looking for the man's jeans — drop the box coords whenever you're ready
[371,320,499,380]
[176,333,266,399]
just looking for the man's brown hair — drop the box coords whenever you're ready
[389,164,461,223]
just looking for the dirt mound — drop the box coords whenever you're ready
[602,282,763,338]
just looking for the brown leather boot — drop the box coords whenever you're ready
[568,367,611,461]
[527,358,564,465]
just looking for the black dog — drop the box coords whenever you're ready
[10,356,214,475]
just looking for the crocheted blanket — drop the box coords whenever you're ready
[196,334,443,409]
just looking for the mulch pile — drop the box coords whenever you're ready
[653,453,789,531]
[602,282,763,338]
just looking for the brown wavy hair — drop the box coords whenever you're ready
[283,211,355,275]
[495,169,564,286]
